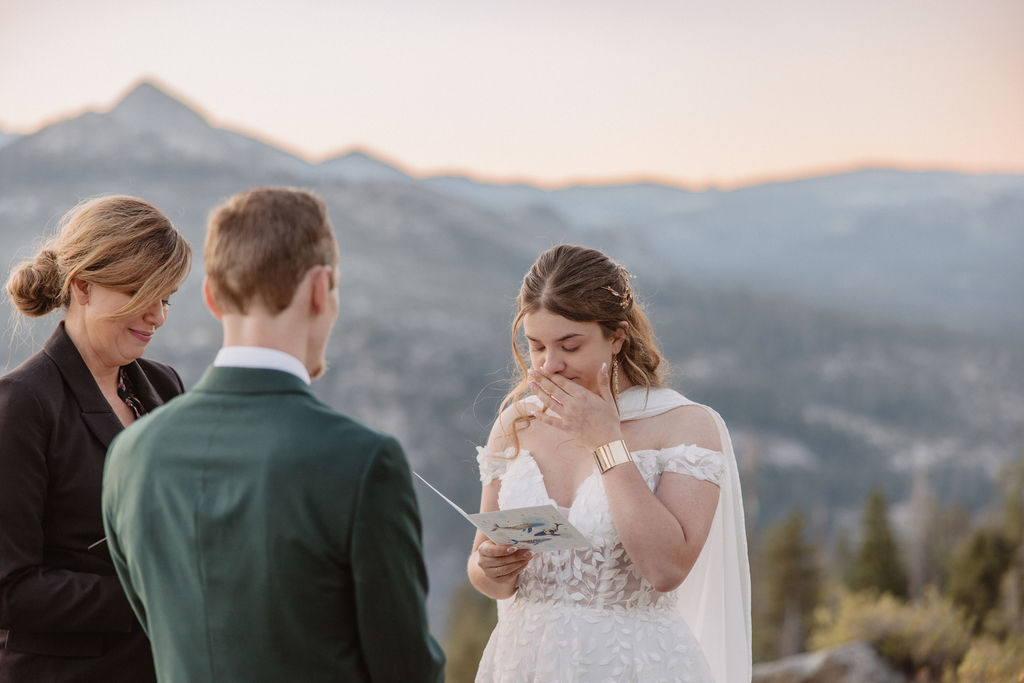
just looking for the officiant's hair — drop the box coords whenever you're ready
[6,195,191,319]
[498,244,666,451]
[204,187,339,314]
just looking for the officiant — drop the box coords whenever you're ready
[0,196,191,682]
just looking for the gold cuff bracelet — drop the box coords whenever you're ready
[593,440,633,473]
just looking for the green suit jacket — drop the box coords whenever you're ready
[101,366,445,682]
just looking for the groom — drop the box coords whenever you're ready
[101,187,445,682]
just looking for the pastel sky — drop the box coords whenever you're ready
[1,0,1022,188]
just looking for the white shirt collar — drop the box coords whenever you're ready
[213,346,311,385]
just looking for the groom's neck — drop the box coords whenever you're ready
[219,310,311,363]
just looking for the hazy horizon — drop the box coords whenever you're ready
[6,77,1022,193]
[2,0,1022,189]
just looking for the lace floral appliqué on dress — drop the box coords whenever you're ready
[474,443,724,683]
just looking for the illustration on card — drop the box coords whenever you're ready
[413,473,590,552]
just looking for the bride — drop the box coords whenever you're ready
[467,244,751,683]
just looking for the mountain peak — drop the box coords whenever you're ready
[317,147,411,181]
[110,79,208,128]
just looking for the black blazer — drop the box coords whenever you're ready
[0,322,183,683]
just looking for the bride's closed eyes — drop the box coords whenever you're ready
[530,345,581,353]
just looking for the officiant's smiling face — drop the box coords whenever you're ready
[523,308,625,395]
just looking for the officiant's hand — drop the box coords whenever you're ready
[476,540,532,587]
[528,364,622,451]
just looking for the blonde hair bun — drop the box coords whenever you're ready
[7,247,64,317]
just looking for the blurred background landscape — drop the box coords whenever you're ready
[2,0,1023,679]
[2,81,1022,680]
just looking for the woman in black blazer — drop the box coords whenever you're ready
[0,196,191,683]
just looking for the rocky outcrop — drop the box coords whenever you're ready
[753,641,906,683]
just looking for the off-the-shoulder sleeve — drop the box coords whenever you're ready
[658,443,725,485]
[476,446,517,485]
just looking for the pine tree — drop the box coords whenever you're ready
[443,580,497,683]
[999,456,1024,635]
[849,488,908,598]
[1002,456,1024,546]
[943,456,1024,636]
[753,511,821,661]
[946,528,1013,631]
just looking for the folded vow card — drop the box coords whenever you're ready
[414,473,591,551]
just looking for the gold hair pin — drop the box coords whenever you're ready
[602,285,633,309]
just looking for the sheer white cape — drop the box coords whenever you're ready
[618,386,751,683]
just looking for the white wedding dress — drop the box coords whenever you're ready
[474,387,751,683]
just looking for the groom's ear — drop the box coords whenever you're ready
[202,277,222,320]
[309,265,333,316]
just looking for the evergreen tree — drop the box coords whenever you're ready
[444,580,497,683]
[1000,457,1024,635]
[1002,456,1024,545]
[753,511,821,661]
[849,488,908,598]
[943,456,1024,636]
[929,503,972,591]
[946,528,1013,632]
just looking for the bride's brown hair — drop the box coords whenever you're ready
[496,244,666,453]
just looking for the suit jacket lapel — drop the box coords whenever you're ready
[122,361,168,412]
[43,321,123,449]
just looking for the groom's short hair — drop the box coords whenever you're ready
[204,187,339,314]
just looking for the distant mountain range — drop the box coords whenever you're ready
[2,81,1022,628]
[5,81,1022,333]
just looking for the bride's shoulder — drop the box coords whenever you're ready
[651,403,722,453]
[477,401,535,485]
